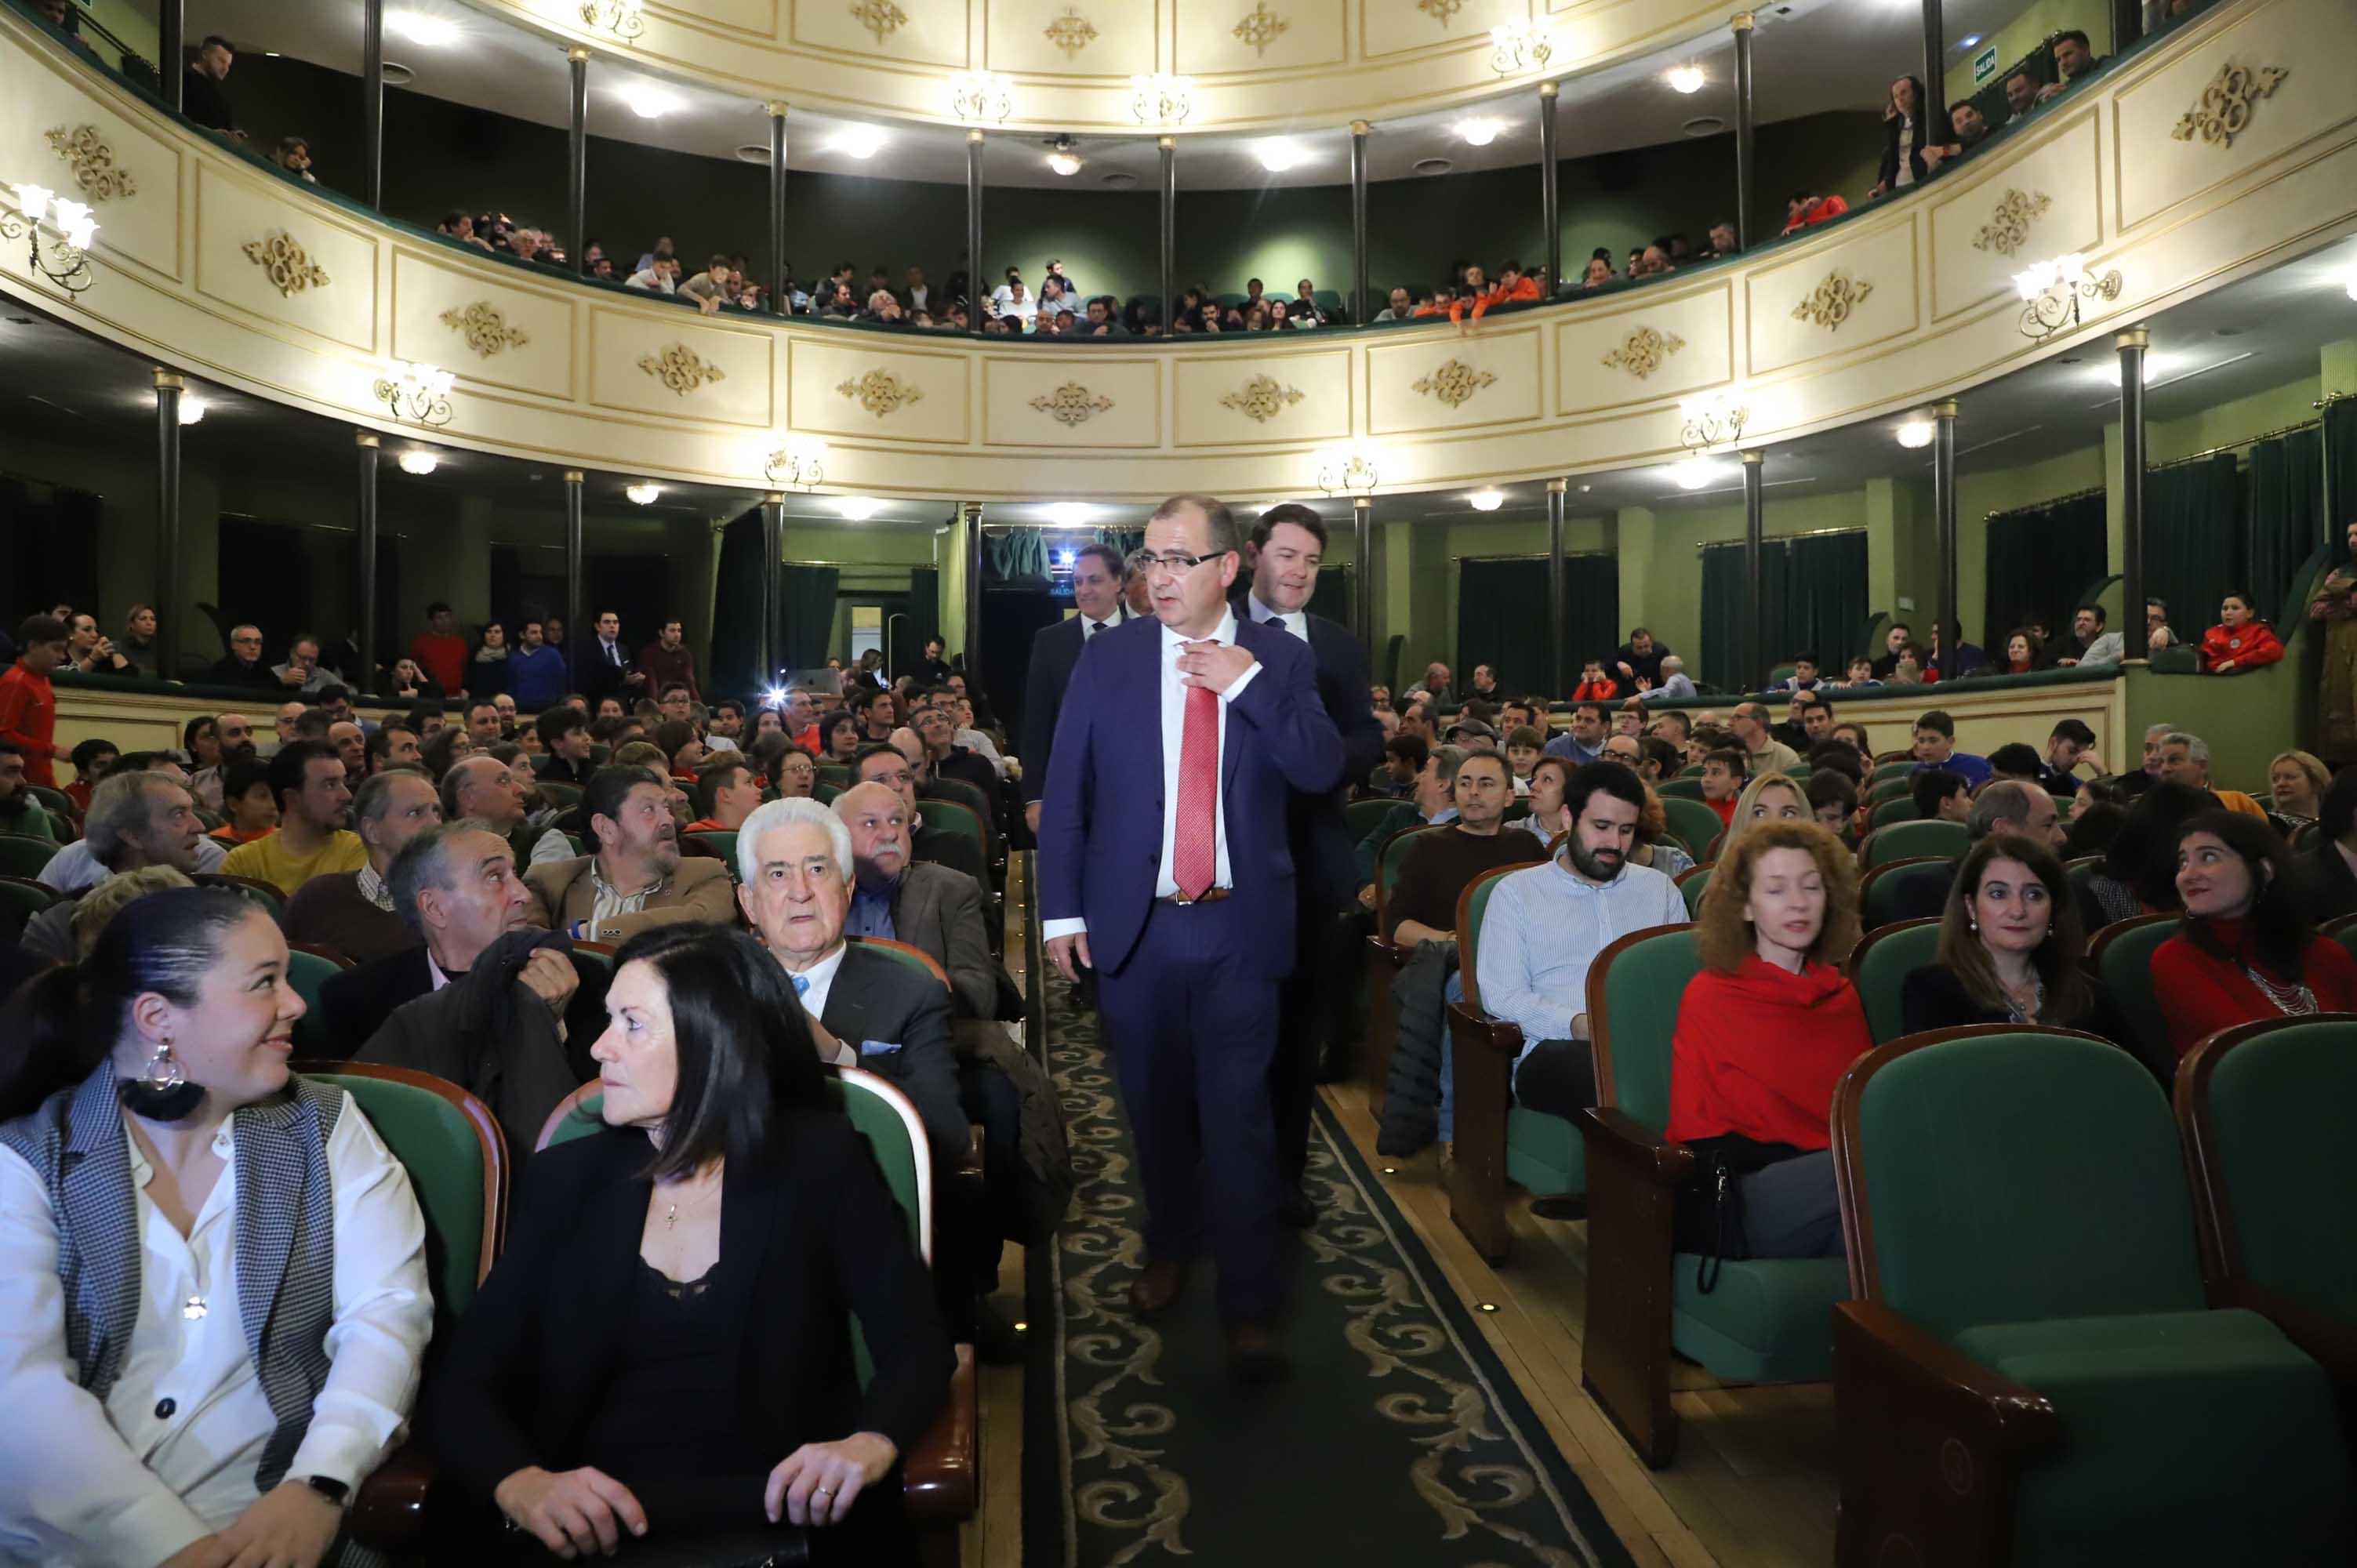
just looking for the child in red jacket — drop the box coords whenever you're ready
[1570,659,1619,703]
[2197,593,2285,674]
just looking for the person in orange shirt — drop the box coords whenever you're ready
[2196,591,2286,674]
[208,758,281,844]
[683,753,764,833]
[0,615,67,788]
[1781,189,1851,234]
[1570,660,1621,703]
[1447,260,1545,325]
[1700,748,1746,829]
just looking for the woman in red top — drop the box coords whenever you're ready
[1666,820,1870,1259]
[2152,811,2357,1058]
[1999,627,2048,675]
[2196,592,2286,674]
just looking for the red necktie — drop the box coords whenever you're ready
[1174,642,1219,900]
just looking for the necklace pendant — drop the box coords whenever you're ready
[181,1295,207,1320]
[663,1205,678,1229]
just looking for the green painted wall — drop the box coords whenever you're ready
[1940,0,2112,107]
[1615,489,1874,687]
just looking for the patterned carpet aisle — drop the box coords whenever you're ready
[1023,980,1636,1568]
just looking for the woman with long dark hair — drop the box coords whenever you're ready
[2079,780,2214,928]
[2152,810,2357,1057]
[1901,834,2132,1040]
[1869,74,1936,196]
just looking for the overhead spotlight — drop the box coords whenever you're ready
[833,126,884,160]
[1467,488,1505,511]
[397,450,438,475]
[1455,118,1502,147]
[176,396,207,426]
[1894,416,1936,449]
[625,481,663,504]
[1256,140,1303,173]
[1666,64,1705,94]
[1045,136,1083,176]
[619,86,673,119]
[387,12,458,45]
[1055,547,1077,568]
[1672,457,1715,491]
[835,495,881,521]
[1044,502,1091,527]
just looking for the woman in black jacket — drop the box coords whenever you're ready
[1901,834,2134,1045]
[421,924,952,1563]
[1869,74,1945,197]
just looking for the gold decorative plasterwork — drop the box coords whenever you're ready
[1971,188,2051,256]
[438,301,530,358]
[1416,0,1464,24]
[242,231,329,297]
[1220,375,1303,423]
[44,125,136,202]
[1790,270,1874,331]
[837,368,924,416]
[1030,381,1113,426]
[1231,2,1288,55]
[1411,358,1496,408]
[1600,327,1687,380]
[2170,60,2288,148]
[1043,6,1098,56]
[849,0,908,43]
[637,343,727,395]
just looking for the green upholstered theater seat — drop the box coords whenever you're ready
[683,828,739,870]
[0,835,58,878]
[1445,860,1571,1262]
[1670,1257,1853,1383]
[1346,796,1400,838]
[1678,865,1712,920]
[0,874,60,930]
[1658,797,1723,861]
[1867,794,1920,830]
[284,946,352,1058]
[1655,777,1705,800]
[1865,775,1913,808]
[1845,917,1941,1045]
[2090,912,2179,1077]
[1869,760,1916,785]
[1859,818,1967,870]
[1462,870,1575,1203]
[1860,857,1953,931]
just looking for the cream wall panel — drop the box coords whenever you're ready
[1928,111,2102,323]
[1367,327,1542,436]
[1173,349,1353,448]
[651,0,779,34]
[391,252,578,401]
[1745,220,1920,379]
[0,56,182,282]
[787,338,973,443]
[1176,0,1346,75]
[981,356,1163,446]
[986,0,1157,76]
[589,310,775,427]
[1360,0,1524,61]
[2113,0,2357,234]
[192,165,378,354]
[790,0,969,66]
[1553,285,1734,416]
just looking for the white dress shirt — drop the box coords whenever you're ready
[0,1095,431,1567]
[990,285,1037,326]
[1248,594,1308,641]
[1475,858,1690,1072]
[1042,609,1262,940]
[1078,606,1125,642]
[38,835,227,894]
[786,942,858,1065]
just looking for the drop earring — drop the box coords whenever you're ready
[120,1039,205,1121]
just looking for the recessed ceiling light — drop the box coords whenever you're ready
[1256,140,1304,172]
[833,126,884,159]
[1681,115,1726,138]
[835,496,881,521]
[1672,457,1716,491]
[1455,118,1502,147]
[735,143,772,165]
[1468,488,1505,511]
[176,396,208,426]
[380,61,414,85]
[387,12,456,46]
[1100,171,1139,187]
[1044,502,1091,526]
[397,450,438,475]
[1413,157,1454,176]
[625,481,663,505]
[1667,64,1705,94]
[1957,33,1981,49]
[2345,272,2357,303]
[620,86,674,120]
[1048,150,1082,176]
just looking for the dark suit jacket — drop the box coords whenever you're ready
[575,637,638,708]
[2294,839,2357,923]
[822,944,965,1165]
[1020,611,1129,806]
[1899,964,2136,1052]
[913,821,990,902]
[886,862,998,1021]
[319,942,612,1080]
[1240,606,1384,909]
[205,655,283,692]
[1037,614,1346,978]
[419,1116,951,1523]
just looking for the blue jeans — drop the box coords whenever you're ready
[1438,971,1462,1142]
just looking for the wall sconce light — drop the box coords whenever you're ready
[764,436,826,489]
[1315,444,1382,495]
[2013,252,2123,340]
[1488,22,1554,76]
[579,0,645,42]
[950,71,1014,123]
[1679,388,1749,452]
[1129,73,1193,126]
[373,360,454,426]
[5,183,99,297]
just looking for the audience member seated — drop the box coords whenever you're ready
[1628,782,1698,880]
[1726,702,1800,777]
[61,612,134,679]
[833,782,997,1024]
[2261,750,2326,833]
[0,738,58,844]
[2154,731,2268,818]
[0,887,431,1568]
[685,755,764,833]
[2063,799,2127,861]
[1386,753,1534,953]
[1502,726,1546,796]
[445,753,574,869]
[1570,661,1619,702]
[1477,764,1691,1130]
[2054,603,2125,667]
[383,657,445,703]
[1664,820,1868,1260]
[1908,708,1990,787]
[853,744,990,902]
[1912,767,1971,826]
[525,765,735,944]
[1948,99,1990,157]
[1543,702,1608,767]
[2145,597,2180,654]
[910,697,1001,811]
[1806,771,1858,843]
[1996,627,2050,674]
[535,706,598,787]
[1514,753,1573,851]
[282,768,445,965]
[2292,764,2357,920]
[1353,743,1464,898]
[2153,810,2357,1058]
[1999,68,2039,127]
[2033,29,2105,104]
[416,923,951,1561]
[2079,780,2214,927]
[1448,260,1542,324]
[1725,771,1810,857]
[16,770,209,964]
[220,740,368,898]
[1698,747,1746,829]
[1901,834,2131,1040]
[1611,629,1672,691]
[2196,591,2286,674]
[208,757,278,846]
[1781,187,1850,234]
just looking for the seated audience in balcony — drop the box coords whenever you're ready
[1868,622,1912,680]
[989,268,1037,330]
[209,757,278,846]
[382,656,442,703]
[1867,74,1941,198]
[181,33,240,137]
[1833,656,1878,690]
[2036,30,2105,105]
[0,887,432,1568]
[2145,597,2179,652]
[1948,100,1991,156]
[1450,260,1542,325]
[2079,779,2214,927]
[1781,187,1850,234]
[1923,622,1986,680]
[2154,811,2357,1057]
[1612,628,1672,690]
[1902,833,2130,1039]
[204,623,279,691]
[2197,591,2286,674]
[1371,285,1418,321]
[1288,279,1330,325]
[1571,661,1619,702]
[220,740,366,898]
[2154,730,2268,819]
[1997,626,2050,674]
[1701,223,1739,260]
[271,134,317,185]
[2001,69,2040,126]
[2265,750,2327,833]
[60,612,133,678]
[440,211,497,252]
[1699,747,1746,829]
[626,255,681,293]
[283,766,443,966]
[1770,654,1821,695]
[2054,602,2125,666]
[1665,820,1865,1259]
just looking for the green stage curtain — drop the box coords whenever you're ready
[2327,398,2357,564]
[707,507,767,698]
[1983,493,2107,648]
[1699,543,1749,692]
[1095,527,1145,561]
[1562,555,1622,679]
[2145,453,2242,637]
[780,563,841,672]
[982,531,1048,584]
[2245,429,2322,623]
[1455,558,1550,697]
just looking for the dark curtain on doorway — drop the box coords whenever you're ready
[780,564,840,673]
[977,589,1066,747]
[2145,453,2241,638]
[2244,429,2322,624]
[1306,564,1353,627]
[1983,493,2108,649]
[1455,559,1551,698]
[2326,398,2357,565]
[1698,534,1868,693]
[1699,543,1749,694]
[707,507,767,699]
[0,478,101,630]
[1562,555,1622,678]
[902,564,941,666]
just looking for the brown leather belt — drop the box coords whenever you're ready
[1159,888,1233,905]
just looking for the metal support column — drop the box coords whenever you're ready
[2118,328,2150,657]
[1538,83,1560,297]
[564,470,587,689]
[1353,497,1374,652]
[1742,450,1767,691]
[1545,478,1568,698]
[1919,0,1945,136]
[159,0,183,114]
[1931,400,1959,667]
[966,132,986,313]
[963,503,985,657]
[362,0,384,209]
[1732,12,1756,252]
[567,49,590,274]
[1349,122,1369,325]
[356,432,380,691]
[761,493,786,688]
[154,369,183,683]
[1159,136,1178,329]
[768,103,790,314]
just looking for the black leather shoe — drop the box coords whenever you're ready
[1128,1257,1189,1319]
[1226,1321,1288,1385]
[1278,1187,1317,1229]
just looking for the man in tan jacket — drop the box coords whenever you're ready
[524,763,735,942]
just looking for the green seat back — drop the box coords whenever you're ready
[1590,926,1705,1134]
[537,780,583,810]
[1676,763,1705,779]
[815,764,852,789]
[1861,818,1967,870]
[587,744,612,767]
[1346,797,1400,838]
[26,785,74,820]
[1655,777,1705,800]
[2197,1018,2357,1326]
[2094,915,2177,1066]
[1863,858,1954,930]
[813,782,841,806]
[1869,795,1921,830]
[1854,1033,2203,1340]
[1378,822,1441,901]
[1869,760,1917,785]
[0,836,58,879]
[855,937,950,995]
[0,876,58,928]
[1680,866,1712,920]
[302,1070,497,1338]
[1461,863,1580,1196]
[1847,919,1941,1044]
[1766,663,1795,688]
[1866,776,1913,808]
[684,829,739,866]
[285,949,348,1056]
[1659,797,1724,860]
[925,798,988,847]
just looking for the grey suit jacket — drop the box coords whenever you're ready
[889,862,997,1021]
[821,943,964,1166]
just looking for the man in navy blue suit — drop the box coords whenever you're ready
[1236,504,1386,1226]
[1039,495,1346,1382]
[1019,542,1133,840]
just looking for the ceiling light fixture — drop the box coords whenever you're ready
[579,0,645,43]
[1467,488,1505,511]
[949,71,1014,123]
[1455,118,1502,147]
[397,450,438,475]
[1894,414,1936,448]
[764,435,826,489]
[387,11,459,45]
[1667,64,1705,94]
[1256,140,1304,172]
[619,85,673,119]
[4,183,99,296]
[1671,457,1716,491]
[1044,502,1091,527]
[835,496,881,521]
[833,126,884,160]
[1045,136,1084,176]
[1128,73,1193,126]
[1314,443,1382,496]
[625,481,663,505]
[1957,33,1981,49]
[177,396,208,426]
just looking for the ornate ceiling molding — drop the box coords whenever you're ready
[838,368,924,416]
[1043,6,1099,57]
[44,124,135,201]
[639,343,727,394]
[1232,2,1288,56]
[1030,381,1113,425]
[849,0,909,45]
[1600,327,1686,380]
[2171,60,2288,148]
[1220,375,1302,422]
[1411,358,1495,407]
[242,230,329,297]
[439,300,530,358]
[1791,270,1873,331]
[1971,188,2051,256]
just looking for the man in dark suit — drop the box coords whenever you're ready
[1020,541,1133,839]
[1235,503,1386,1226]
[2294,767,2357,922]
[1040,494,1346,1381]
[854,742,990,903]
[575,609,643,712]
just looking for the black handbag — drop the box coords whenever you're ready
[1671,1134,1807,1293]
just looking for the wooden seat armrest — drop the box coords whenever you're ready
[347,1436,436,1548]
[903,1344,978,1522]
[1445,1000,1523,1055]
[1833,1301,2064,1459]
[2214,1279,2357,1386]
[1577,1107,1696,1187]
[1365,933,1410,967]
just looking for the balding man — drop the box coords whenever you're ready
[284,768,445,963]
[854,741,988,898]
[17,771,205,961]
[328,719,367,777]
[442,753,573,868]
[836,780,997,1021]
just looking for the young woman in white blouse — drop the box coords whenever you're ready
[0,887,430,1568]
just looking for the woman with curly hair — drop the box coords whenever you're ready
[1665,820,1869,1260]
